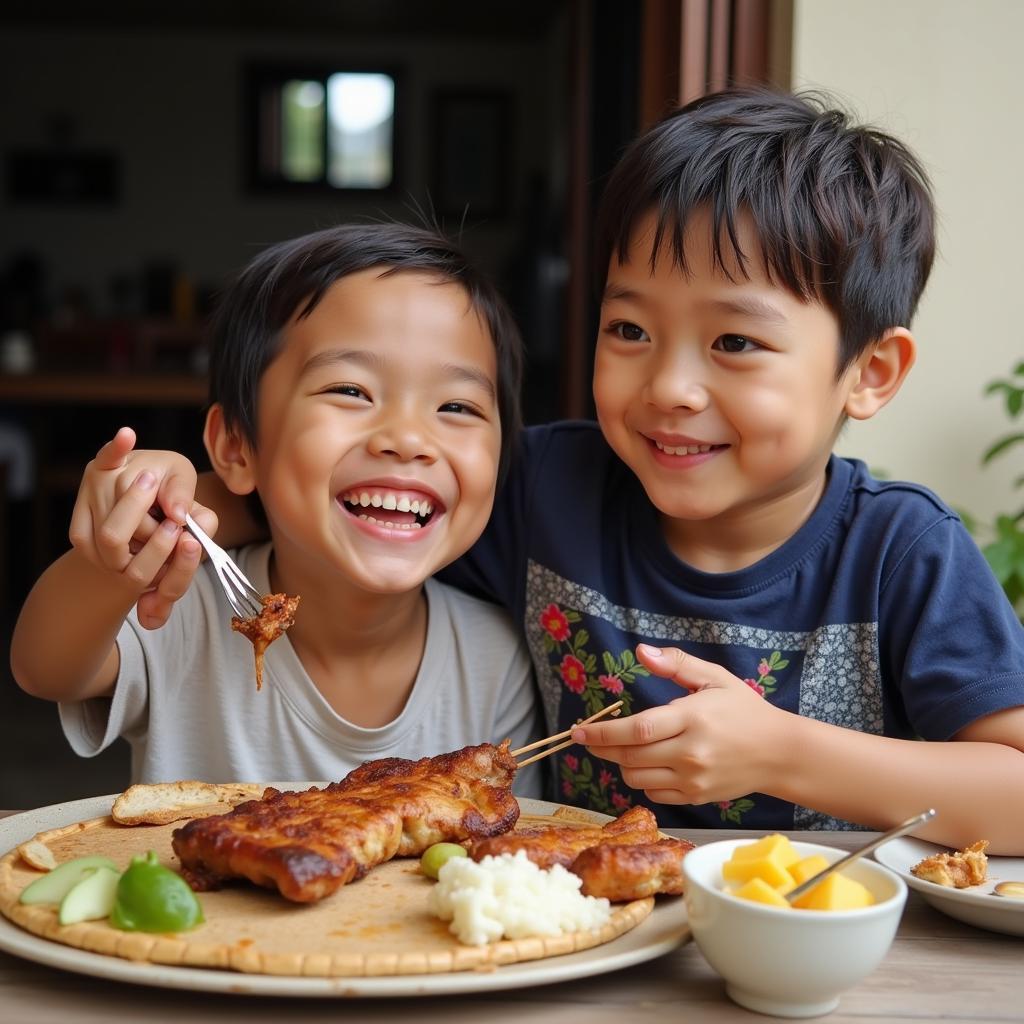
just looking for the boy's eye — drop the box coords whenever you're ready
[612,321,649,343]
[327,384,369,399]
[713,334,761,354]
[438,401,479,416]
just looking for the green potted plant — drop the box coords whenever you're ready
[961,361,1024,618]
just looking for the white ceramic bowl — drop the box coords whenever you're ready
[683,839,907,1018]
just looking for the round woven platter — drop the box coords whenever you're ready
[0,801,654,979]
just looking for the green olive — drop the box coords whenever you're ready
[420,842,468,879]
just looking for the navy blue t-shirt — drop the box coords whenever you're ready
[442,421,1024,830]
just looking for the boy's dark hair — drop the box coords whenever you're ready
[208,222,523,481]
[595,88,936,371]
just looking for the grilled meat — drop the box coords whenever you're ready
[572,837,694,900]
[469,805,660,870]
[230,592,300,690]
[470,805,693,901]
[172,741,519,903]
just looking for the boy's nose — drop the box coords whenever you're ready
[367,415,438,463]
[643,360,710,413]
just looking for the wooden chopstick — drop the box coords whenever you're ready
[511,700,624,767]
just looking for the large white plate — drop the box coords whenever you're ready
[0,792,691,997]
[874,837,1024,937]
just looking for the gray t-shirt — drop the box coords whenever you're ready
[60,542,544,796]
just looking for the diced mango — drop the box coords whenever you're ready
[728,833,800,868]
[789,854,830,886]
[732,876,792,908]
[793,872,874,910]
[723,836,798,892]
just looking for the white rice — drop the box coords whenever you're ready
[427,849,612,947]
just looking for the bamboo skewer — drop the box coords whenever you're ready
[511,700,624,768]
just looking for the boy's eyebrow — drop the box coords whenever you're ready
[603,286,788,327]
[439,362,496,399]
[707,297,790,326]
[299,348,495,397]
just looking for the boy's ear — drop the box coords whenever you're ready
[844,328,916,421]
[203,404,258,495]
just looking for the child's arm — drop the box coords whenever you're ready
[572,644,1024,854]
[9,430,211,700]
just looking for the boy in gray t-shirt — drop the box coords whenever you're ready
[12,223,543,794]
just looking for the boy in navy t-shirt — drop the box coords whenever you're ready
[443,90,1024,850]
[91,91,1024,850]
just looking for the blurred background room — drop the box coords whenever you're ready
[2,0,1021,807]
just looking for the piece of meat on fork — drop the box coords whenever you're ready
[172,741,520,903]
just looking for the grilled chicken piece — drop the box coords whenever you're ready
[572,837,694,900]
[172,742,519,903]
[469,804,661,870]
[230,592,300,690]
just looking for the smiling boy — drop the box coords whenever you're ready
[449,90,1024,850]
[71,91,1024,851]
[10,224,543,789]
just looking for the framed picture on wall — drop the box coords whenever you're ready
[431,91,511,221]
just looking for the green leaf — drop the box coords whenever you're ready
[565,610,582,623]
[1009,390,1024,418]
[982,433,1024,465]
[622,649,636,668]
[762,675,777,685]
[602,651,617,674]
[581,759,593,779]
[573,629,590,651]
[774,658,789,670]
[542,634,555,654]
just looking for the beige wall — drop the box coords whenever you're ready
[793,0,1024,530]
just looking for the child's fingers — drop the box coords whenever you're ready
[155,534,202,602]
[155,470,200,526]
[572,700,686,748]
[188,504,219,539]
[136,535,200,629]
[91,427,137,471]
[93,472,162,571]
[120,517,182,591]
[634,644,737,692]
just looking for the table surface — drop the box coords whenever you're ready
[0,816,1020,1023]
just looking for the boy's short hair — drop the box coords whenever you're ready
[595,88,936,370]
[208,222,523,480]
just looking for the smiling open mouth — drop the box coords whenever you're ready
[340,490,439,530]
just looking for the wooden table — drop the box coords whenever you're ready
[0,817,1019,1022]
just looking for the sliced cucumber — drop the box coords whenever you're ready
[19,855,119,905]
[58,866,121,925]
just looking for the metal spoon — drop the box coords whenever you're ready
[785,808,937,904]
[992,881,1024,899]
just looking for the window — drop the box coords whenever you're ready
[246,64,398,192]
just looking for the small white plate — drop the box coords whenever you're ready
[874,837,1024,937]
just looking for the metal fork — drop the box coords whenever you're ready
[183,512,263,619]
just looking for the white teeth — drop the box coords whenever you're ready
[655,441,713,456]
[357,513,421,530]
[343,490,436,518]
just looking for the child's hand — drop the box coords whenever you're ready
[571,644,790,806]
[68,427,219,629]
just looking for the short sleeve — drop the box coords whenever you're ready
[58,615,153,757]
[879,516,1024,739]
